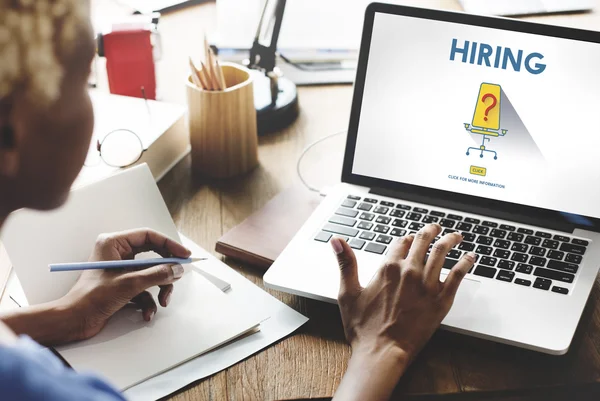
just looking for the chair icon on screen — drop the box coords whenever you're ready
[465,83,507,160]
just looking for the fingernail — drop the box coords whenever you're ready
[165,291,172,306]
[330,238,344,255]
[149,311,155,321]
[171,264,184,279]
[466,252,476,261]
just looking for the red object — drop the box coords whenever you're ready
[102,29,156,99]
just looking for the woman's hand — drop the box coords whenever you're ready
[332,224,476,401]
[63,228,192,341]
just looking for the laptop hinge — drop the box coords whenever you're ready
[370,187,575,233]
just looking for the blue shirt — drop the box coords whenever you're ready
[0,336,125,401]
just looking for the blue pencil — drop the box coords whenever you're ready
[49,257,206,272]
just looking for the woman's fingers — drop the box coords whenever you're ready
[424,232,463,284]
[158,284,174,307]
[131,291,157,321]
[107,228,191,259]
[442,252,477,300]
[332,237,362,300]
[385,235,415,263]
[120,263,184,298]
[407,224,442,265]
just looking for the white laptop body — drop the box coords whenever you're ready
[264,3,600,355]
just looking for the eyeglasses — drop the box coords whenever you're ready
[84,129,145,168]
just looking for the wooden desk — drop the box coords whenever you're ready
[93,1,600,399]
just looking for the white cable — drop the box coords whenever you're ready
[296,130,346,194]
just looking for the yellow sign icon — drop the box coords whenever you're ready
[472,83,501,130]
[470,165,487,176]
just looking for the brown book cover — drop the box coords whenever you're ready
[216,186,322,269]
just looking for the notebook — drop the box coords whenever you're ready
[1,164,268,390]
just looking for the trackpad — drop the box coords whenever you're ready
[442,276,481,324]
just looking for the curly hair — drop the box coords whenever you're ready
[0,0,90,107]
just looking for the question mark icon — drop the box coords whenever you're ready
[481,93,498,121]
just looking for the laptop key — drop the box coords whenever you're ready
[365,242,386,254]
[565,253,582,264]
[494,239,510,249]
[422,215,439,223]
[357,203,373,211]
[462,233,476,242]
[359,231,376,241]
[496,270,515,282]
[516,263,533,274]
[547,260,578,274]
[359,212,375,221]
[409,222,425,231]
[529,256,547,267]
[542,239,559,249]
[375,216,391,224]
[480,256,497,267]
[482,221,498,228]
[554,235,570,242]
[498,260,515,270]
[314,231,332,243]
[517,228,534,235]
[456,222,472,231]
[489,229,506,239]
[547,250,564,260]
[476,245,493,255]
[396,204,411,210]
[406,212,422,221]
[535,231,552,238]
[552,286,569,295]
[413,207,428,214]
[336,207,358,218]
[448,249,462,259]
[474,265,497,278]
[476,236,493,245]
[493,249,510,259]
[473,226,489,235]
[392,219,408,228]
[515,278,532,287]
[332,236,349,242]
[373,206,389,215]
[380,201,394,207]
[341,199,357,208]
[525,236,541,246]
[390,209,405,218]
[329,215,357,227]
[559,242,586,256]
[323,224,359,237]
[374,225,390,234]
[348,238,366,250]
[376,235,393,244]
[465,217,480,224]
[364,198,378,203]
[499,224,516,231]
[458,242,475,251]
[507,232,524,242]
[529,246,546,257]
[347,195,361,200]
[447,214,463,220]
[534,267,574,283]
[357,221,373,230]
[439,219,456,228]
[511,252,528,262]
[511,243,528,253]
[430,211,445,217]
[533,278,552,290]
[390,228,406,237]
[572,238,589,246]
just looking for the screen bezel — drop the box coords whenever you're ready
[342,2,600,232]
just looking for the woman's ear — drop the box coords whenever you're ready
[0,124,19,178]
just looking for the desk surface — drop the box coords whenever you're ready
[97,1,600,399]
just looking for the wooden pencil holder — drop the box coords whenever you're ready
[186,62,259,179]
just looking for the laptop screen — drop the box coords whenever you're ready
[350,10,600,221]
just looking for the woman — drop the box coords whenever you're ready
[0,1,475,400]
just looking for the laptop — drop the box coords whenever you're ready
[264,3,600,355]
[459,0,593,17]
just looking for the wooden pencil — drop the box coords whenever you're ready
[188,57,203,88]
[200,61,215,91]
[215,59,227,90]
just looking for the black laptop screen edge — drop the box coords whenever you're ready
[341,2,600,232]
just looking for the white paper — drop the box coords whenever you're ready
[58,270,263,390]
[124,234,309,401]
[1,165,180,305]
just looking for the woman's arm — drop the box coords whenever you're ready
[332,224,475,401]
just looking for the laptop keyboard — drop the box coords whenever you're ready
[314,194,591,296]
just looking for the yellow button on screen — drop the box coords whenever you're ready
[470,166,487,176]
